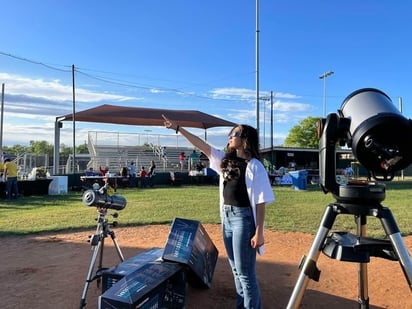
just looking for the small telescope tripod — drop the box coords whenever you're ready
[79,208,125,309]
[287,183,412,309]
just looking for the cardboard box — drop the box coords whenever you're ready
[102,247,164,293]
[99,261,186,309]
[162,217,218,288]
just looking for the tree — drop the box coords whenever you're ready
[76,143,89,154]
[59,143,73,158]
[28,140,54,155]
[2,144,28,156]
[1,141,90,169]
[284,116,320,148]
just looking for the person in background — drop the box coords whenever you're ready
[196,161,205,172]
[120,165,129,177]
[147,160,156,187]
[99,166,109,176]
[119,165,130,188]
[0,160,4,180]
[345,164,354,179]
[178,152,186,171]
[100,176,115,195]
[139,166,147,188]
[85,167,96,176]
[161,146,167,159]
[3,157,19,200]
[82,167,97,190]
[129,162,137,187]
[189,149,199,170]
[163,115,275,309]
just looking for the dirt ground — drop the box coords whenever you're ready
[1,223,411,309]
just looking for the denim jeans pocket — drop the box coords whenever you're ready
[230,206,252,218]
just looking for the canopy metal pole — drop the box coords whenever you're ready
[270,91,274,170]
[72,64,76,174]
[53,119,61,175]
[0,83,4,157]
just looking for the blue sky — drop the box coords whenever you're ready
[1,1,411,149]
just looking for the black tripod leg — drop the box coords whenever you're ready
[379,207,412,288]
[95,236,105,288]
[79,237,103,309]
[287,204,338,309]
[108,230,125,262]
[356,215,370,309]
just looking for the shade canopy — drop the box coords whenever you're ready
[58,104,236,129]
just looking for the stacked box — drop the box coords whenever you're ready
[102,247,164,293]
[99,261,186,309]
[162,217,219,288]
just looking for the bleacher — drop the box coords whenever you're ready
[87,143,196,174]
[84,130,210,177]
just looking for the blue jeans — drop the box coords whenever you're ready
[6,177,19,199]
[129,175,137,187]
[223,205,261,309]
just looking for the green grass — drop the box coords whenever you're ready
[0,182,411,238]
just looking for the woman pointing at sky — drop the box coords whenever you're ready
[163,115,275,309]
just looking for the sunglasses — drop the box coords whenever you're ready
[228,131,242,138]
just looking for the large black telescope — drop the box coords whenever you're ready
[288,88,412,309]
[319,88,412,198]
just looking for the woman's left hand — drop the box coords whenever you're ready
[251,234,265,249]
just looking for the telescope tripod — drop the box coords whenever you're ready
[79,208,125,309]
[287,185,412,309]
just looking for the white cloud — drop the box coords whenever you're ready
[0,72,144,146]
[210,87,255,100]
[227,108,255,124]
[0,72,138,104]
[209,87,302,101]
[0,74,317,147]
[273,100,312,113]
[150,88,164,94]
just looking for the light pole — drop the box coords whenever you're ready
[319,71,334,117]
[259,96,270,148]
[270,91,275,171]
[255,0,260,137]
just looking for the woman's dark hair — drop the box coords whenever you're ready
[227,125,260,159]
[221,124,261,172]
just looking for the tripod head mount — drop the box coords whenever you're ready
[318,88,412,201]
